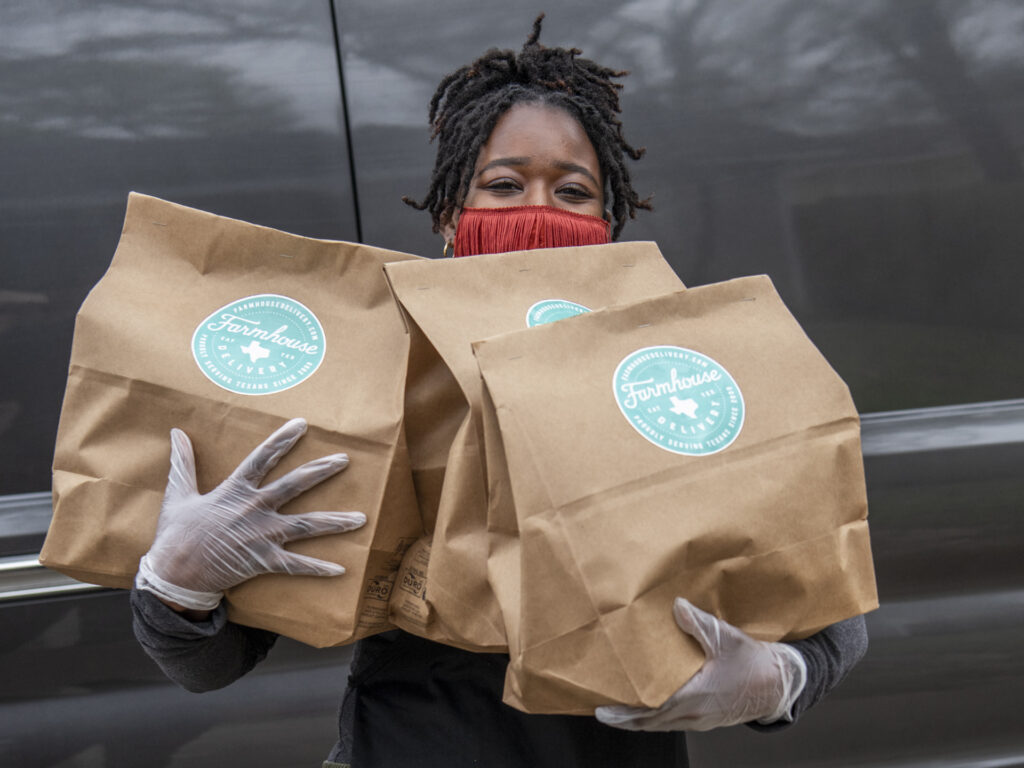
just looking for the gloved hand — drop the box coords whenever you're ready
[595,597,807,732]
[135,418,366,611]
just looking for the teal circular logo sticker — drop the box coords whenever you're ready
[526,299,591,327]
[191,294,325,395]
[613,346,744,456]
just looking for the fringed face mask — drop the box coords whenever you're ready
[452,205,610,258]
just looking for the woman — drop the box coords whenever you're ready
[132,17,868,768]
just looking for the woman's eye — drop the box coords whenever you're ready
[558,184,593,200]
[483,179,521,193]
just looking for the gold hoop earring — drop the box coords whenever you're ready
[442,240,453,258]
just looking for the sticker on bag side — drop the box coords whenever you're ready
[613,345,744,456]
[191,293,326,395]
[525,299,591,327]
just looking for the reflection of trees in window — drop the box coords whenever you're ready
[604,0,1024,168]
[580,1,1024,298]
[861,0,1022,182]
[0,0,330,139]
[0,58,293,139]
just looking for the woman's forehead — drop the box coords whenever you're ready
[474,102,600,176]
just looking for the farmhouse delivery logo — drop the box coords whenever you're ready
[613,345,744,456]
[191,294,325,395]
[526,299,591,327]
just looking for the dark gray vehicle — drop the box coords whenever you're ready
[2,1,1022,766]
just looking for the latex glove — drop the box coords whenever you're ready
[595,597,807,732]
[135,418,366,611]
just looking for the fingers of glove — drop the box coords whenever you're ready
[672,597,724,658]
[279,511,367,542]
[263,548,348,578]
[598,687,749,733]
[596,667,709,729]
[650,712,729,732]
[596,704,707,733]
[594,705,658,731]
[229,418,308,487]
[661,644,789,728]
[165,428,199,501]
[259,453,350,507]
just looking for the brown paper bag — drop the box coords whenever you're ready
[473,275,878,714]
[382,243,684,651]
[41,192,423,647]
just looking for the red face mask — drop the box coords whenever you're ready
[452,205,611,258]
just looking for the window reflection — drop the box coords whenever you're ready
[0,0,357,494]
[339,0,1024,412]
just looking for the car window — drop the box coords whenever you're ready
[0,0,359,497]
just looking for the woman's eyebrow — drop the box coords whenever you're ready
[478,157,600,187]
[478,157,531,174]
[555,161,599,186]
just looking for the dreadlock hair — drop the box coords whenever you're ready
[403,13,651,241]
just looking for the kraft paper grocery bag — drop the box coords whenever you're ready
[41,192,423,647]
[383,243,683,651]
[473,275,878,714]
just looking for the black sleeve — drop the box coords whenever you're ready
[130,587,278,693]
[747,613,869,732]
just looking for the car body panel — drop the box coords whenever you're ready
[1,1,1022,766]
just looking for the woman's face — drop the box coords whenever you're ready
[441,102,605,241]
